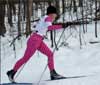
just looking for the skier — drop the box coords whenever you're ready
[7,5,69,82]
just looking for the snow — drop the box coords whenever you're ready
[1,21,100,85]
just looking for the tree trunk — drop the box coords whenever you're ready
[18,0,21,37]
[55,0,60,18]
[26,0,33,37]
[79,0,83,7]
[95,0,98,37]
[73,0,77,13]
[0,4,6,37]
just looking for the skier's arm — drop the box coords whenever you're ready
[45,16,63,31]
[48,25,62,31]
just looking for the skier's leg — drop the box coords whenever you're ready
[38,41,54,71]
[13,35,41,71]
[7,34,42,82]
[38,41,66,80]
[13,45,37,71]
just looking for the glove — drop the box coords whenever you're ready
[62,22,73,28]
[62,23,68,28]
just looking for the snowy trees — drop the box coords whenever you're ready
[0,0,100,48]
[0,0,99,36]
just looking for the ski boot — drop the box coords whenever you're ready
[50,69,66,80]
[6,69,16,83]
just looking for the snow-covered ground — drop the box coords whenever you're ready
[1,22,100,85]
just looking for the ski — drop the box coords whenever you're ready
[2,75,89,85]
[1,83,32,85]
[1,83,45,85]
[46,75,87,81]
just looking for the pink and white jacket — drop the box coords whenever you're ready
[35,15,62,37]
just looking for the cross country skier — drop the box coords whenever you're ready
[7,5,69,82]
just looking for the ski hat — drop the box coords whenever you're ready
[47,5,57,15]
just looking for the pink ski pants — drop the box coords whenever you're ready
[13,33,54,71]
